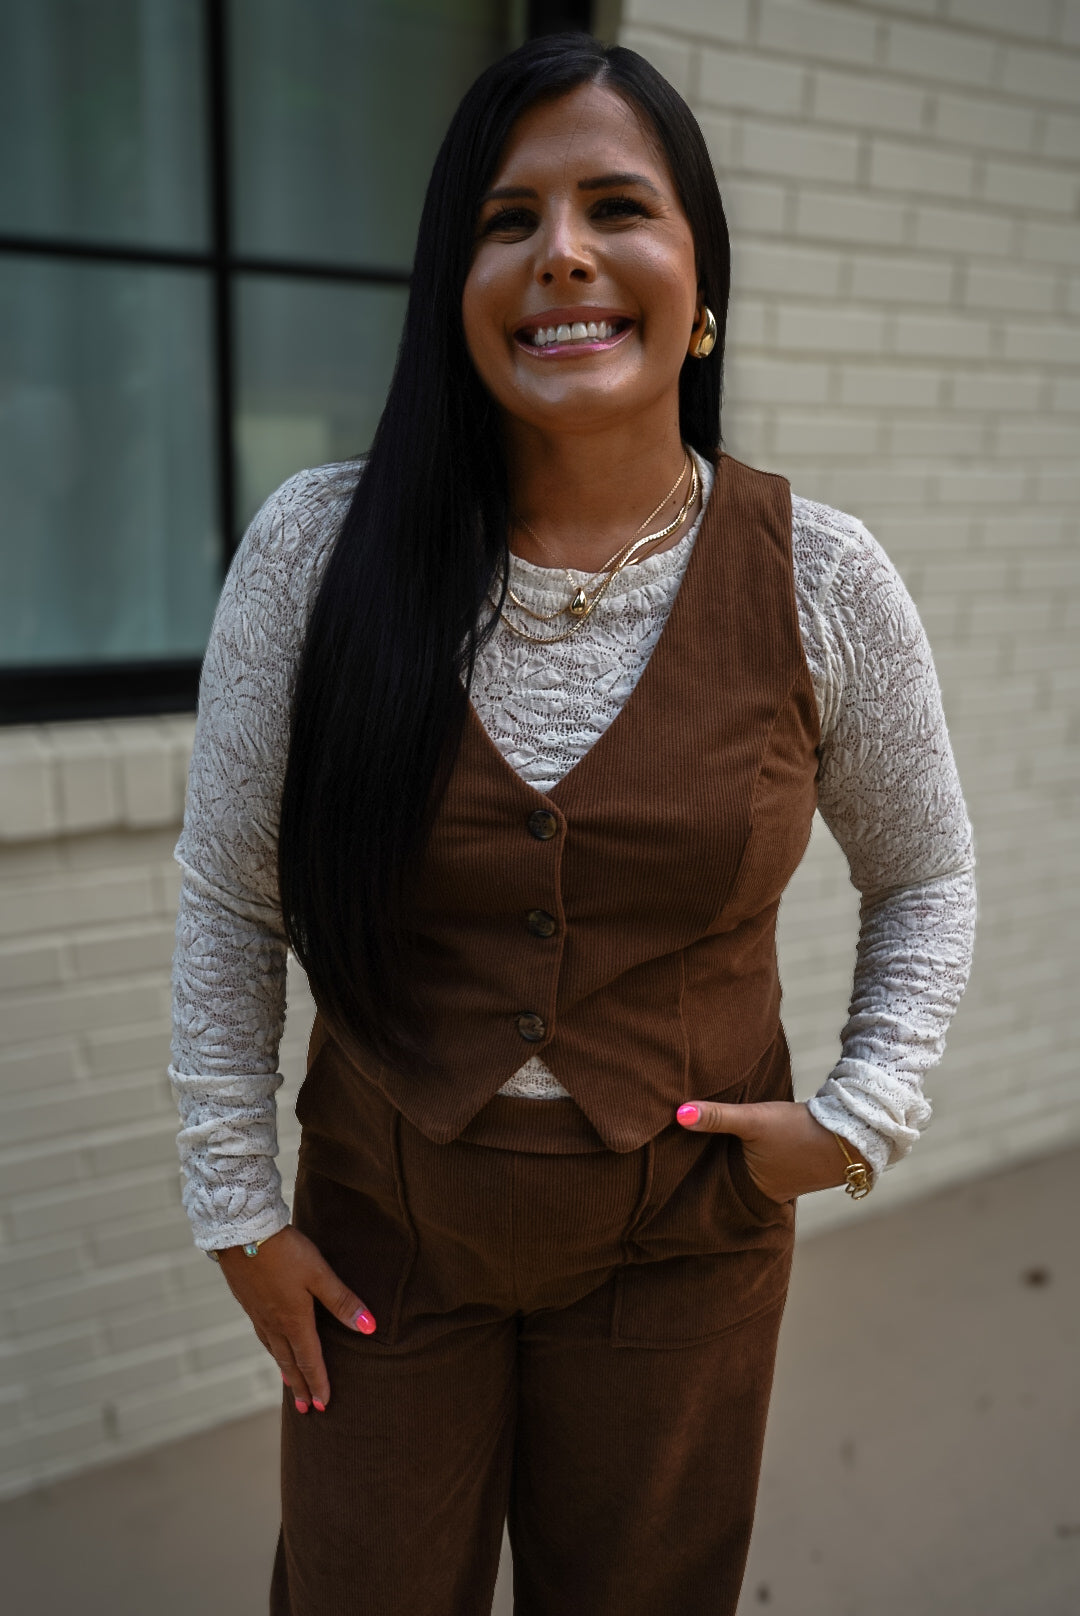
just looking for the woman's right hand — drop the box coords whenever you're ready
[215,1225,376,1413]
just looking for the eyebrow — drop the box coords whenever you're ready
[479,171,662,205]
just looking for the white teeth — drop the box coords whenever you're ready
[526,319,620,346]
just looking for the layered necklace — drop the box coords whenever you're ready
[494,450,699,646]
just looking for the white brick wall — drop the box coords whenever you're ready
[0,720,314,1497]
[1,0,1077,1498]
[621,0,1080,1230]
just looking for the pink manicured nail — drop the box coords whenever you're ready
[294,1398,308,1413]
[677,1104,700,1125]
[312,1398,326,1413]
[354,1309,376,1334]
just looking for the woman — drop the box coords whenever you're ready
[170,33,975,1616]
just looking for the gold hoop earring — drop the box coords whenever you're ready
[691,307,717,359]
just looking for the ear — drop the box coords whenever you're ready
[687,303,707,358]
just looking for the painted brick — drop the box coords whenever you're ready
[938,467,1031,507]
[871,138,976,200]
[731,241,843,296]
[1002,323,1080,367]
[8,1171,176,1241]
[838,364,943,408]
[721,178,787,234]
[740,118,860,184]
[116,734,176,828]
[1,980,164,1045]
[1068,279,1080,320]
[951,371,1044,411]
[0,941,64,993]
[0,1139,83,1198]
[696,111,738,172]
[0,872,156,941]
[618,28,694,97]
[810,68,926,135]
[0,747,57,842]
[895,313,994,360]
[32,1346,186,1420]
[1065,1,1080,47]
[91,1210,195,1268]
[850,0,936,14]
[0,1040,81,1096]
[54,738,119,834]
[82,1119,183,1179]
[13,1259,175,1335]
[623,0,750,42]
[914,203,1014,258]
[2,1075,166,1149]
[1043,112,1080,163]
[964,263,1058,315]
[982,158,1079,217]
[727,297,768,346]
[0,1237,85,1293]
[726,354,831,404]
[68,924,175,982]
[945,0,1056,43]
[934,92,1038,157]
[1001,45,1080,107]
[1038,468,1080,505]
[699,48,805,114]
[776,304,887,354]
[849,252,953,306]
[773,410,881,457]
[886,21,996,88]
[0,1328,98,1387]
[112,1364,268,1442]
[84,1023,171,1077]
[997,420,1080,460]
[758,1,879,68]
[1022,220,1080,269]
[794,187,907,246]
[890,418,986,458]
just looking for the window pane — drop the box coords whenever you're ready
[231,0,507,269]
[235,276,407,525]
[0,0,208,249]
[0,258,220,666]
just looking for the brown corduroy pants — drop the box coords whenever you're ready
[270,1039,796,1616]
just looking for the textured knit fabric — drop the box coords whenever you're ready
[170,452,976,1251]
[271,1031,795,1616]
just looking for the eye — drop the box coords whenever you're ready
[479,206,536,237]
[591,195,651,222]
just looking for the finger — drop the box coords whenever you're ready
[311,1260,377,1338]
[290,1326,331,1413]
[268,1331,314,1413]
[675,1100,747,1135]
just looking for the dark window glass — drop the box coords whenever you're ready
[0,257,219,667]
[236,276,408,525]
[231,0,506,270]
[0,0,209,250]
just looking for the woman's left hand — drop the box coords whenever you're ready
[674,1099,869,1203]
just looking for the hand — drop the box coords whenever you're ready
[674,1099,869,1204]
[215,1225,377,1414]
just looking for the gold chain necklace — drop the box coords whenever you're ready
[513,451,691,620]
[493,458,699,646]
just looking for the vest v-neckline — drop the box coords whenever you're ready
[465,451,726,808]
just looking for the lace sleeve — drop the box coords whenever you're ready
[169,462,357,1250]
[793,499,977,1181]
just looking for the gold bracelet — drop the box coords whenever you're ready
[833,1133,872,1200]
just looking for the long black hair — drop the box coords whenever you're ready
[277,32,730,1066]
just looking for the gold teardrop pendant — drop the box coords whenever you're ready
[569,588,590,618]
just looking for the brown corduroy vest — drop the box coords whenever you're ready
[296,453,820,1162]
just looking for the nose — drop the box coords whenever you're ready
[534,205,596,288]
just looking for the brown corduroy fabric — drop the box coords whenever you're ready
[296,452,820,1162]
[272,453,818,1613]
[271,1033,796,1616]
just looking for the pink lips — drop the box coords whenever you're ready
[515,321,634,359]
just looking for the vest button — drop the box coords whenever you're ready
[527,809,558,841]
[526,909,557,938]
[515,1012,547,1043]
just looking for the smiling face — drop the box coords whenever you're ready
[461,80,702,444]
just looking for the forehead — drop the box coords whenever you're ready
[490,81,671,188]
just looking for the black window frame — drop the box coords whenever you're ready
[1,0,594,726]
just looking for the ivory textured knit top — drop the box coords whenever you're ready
[170,450,976,1252]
